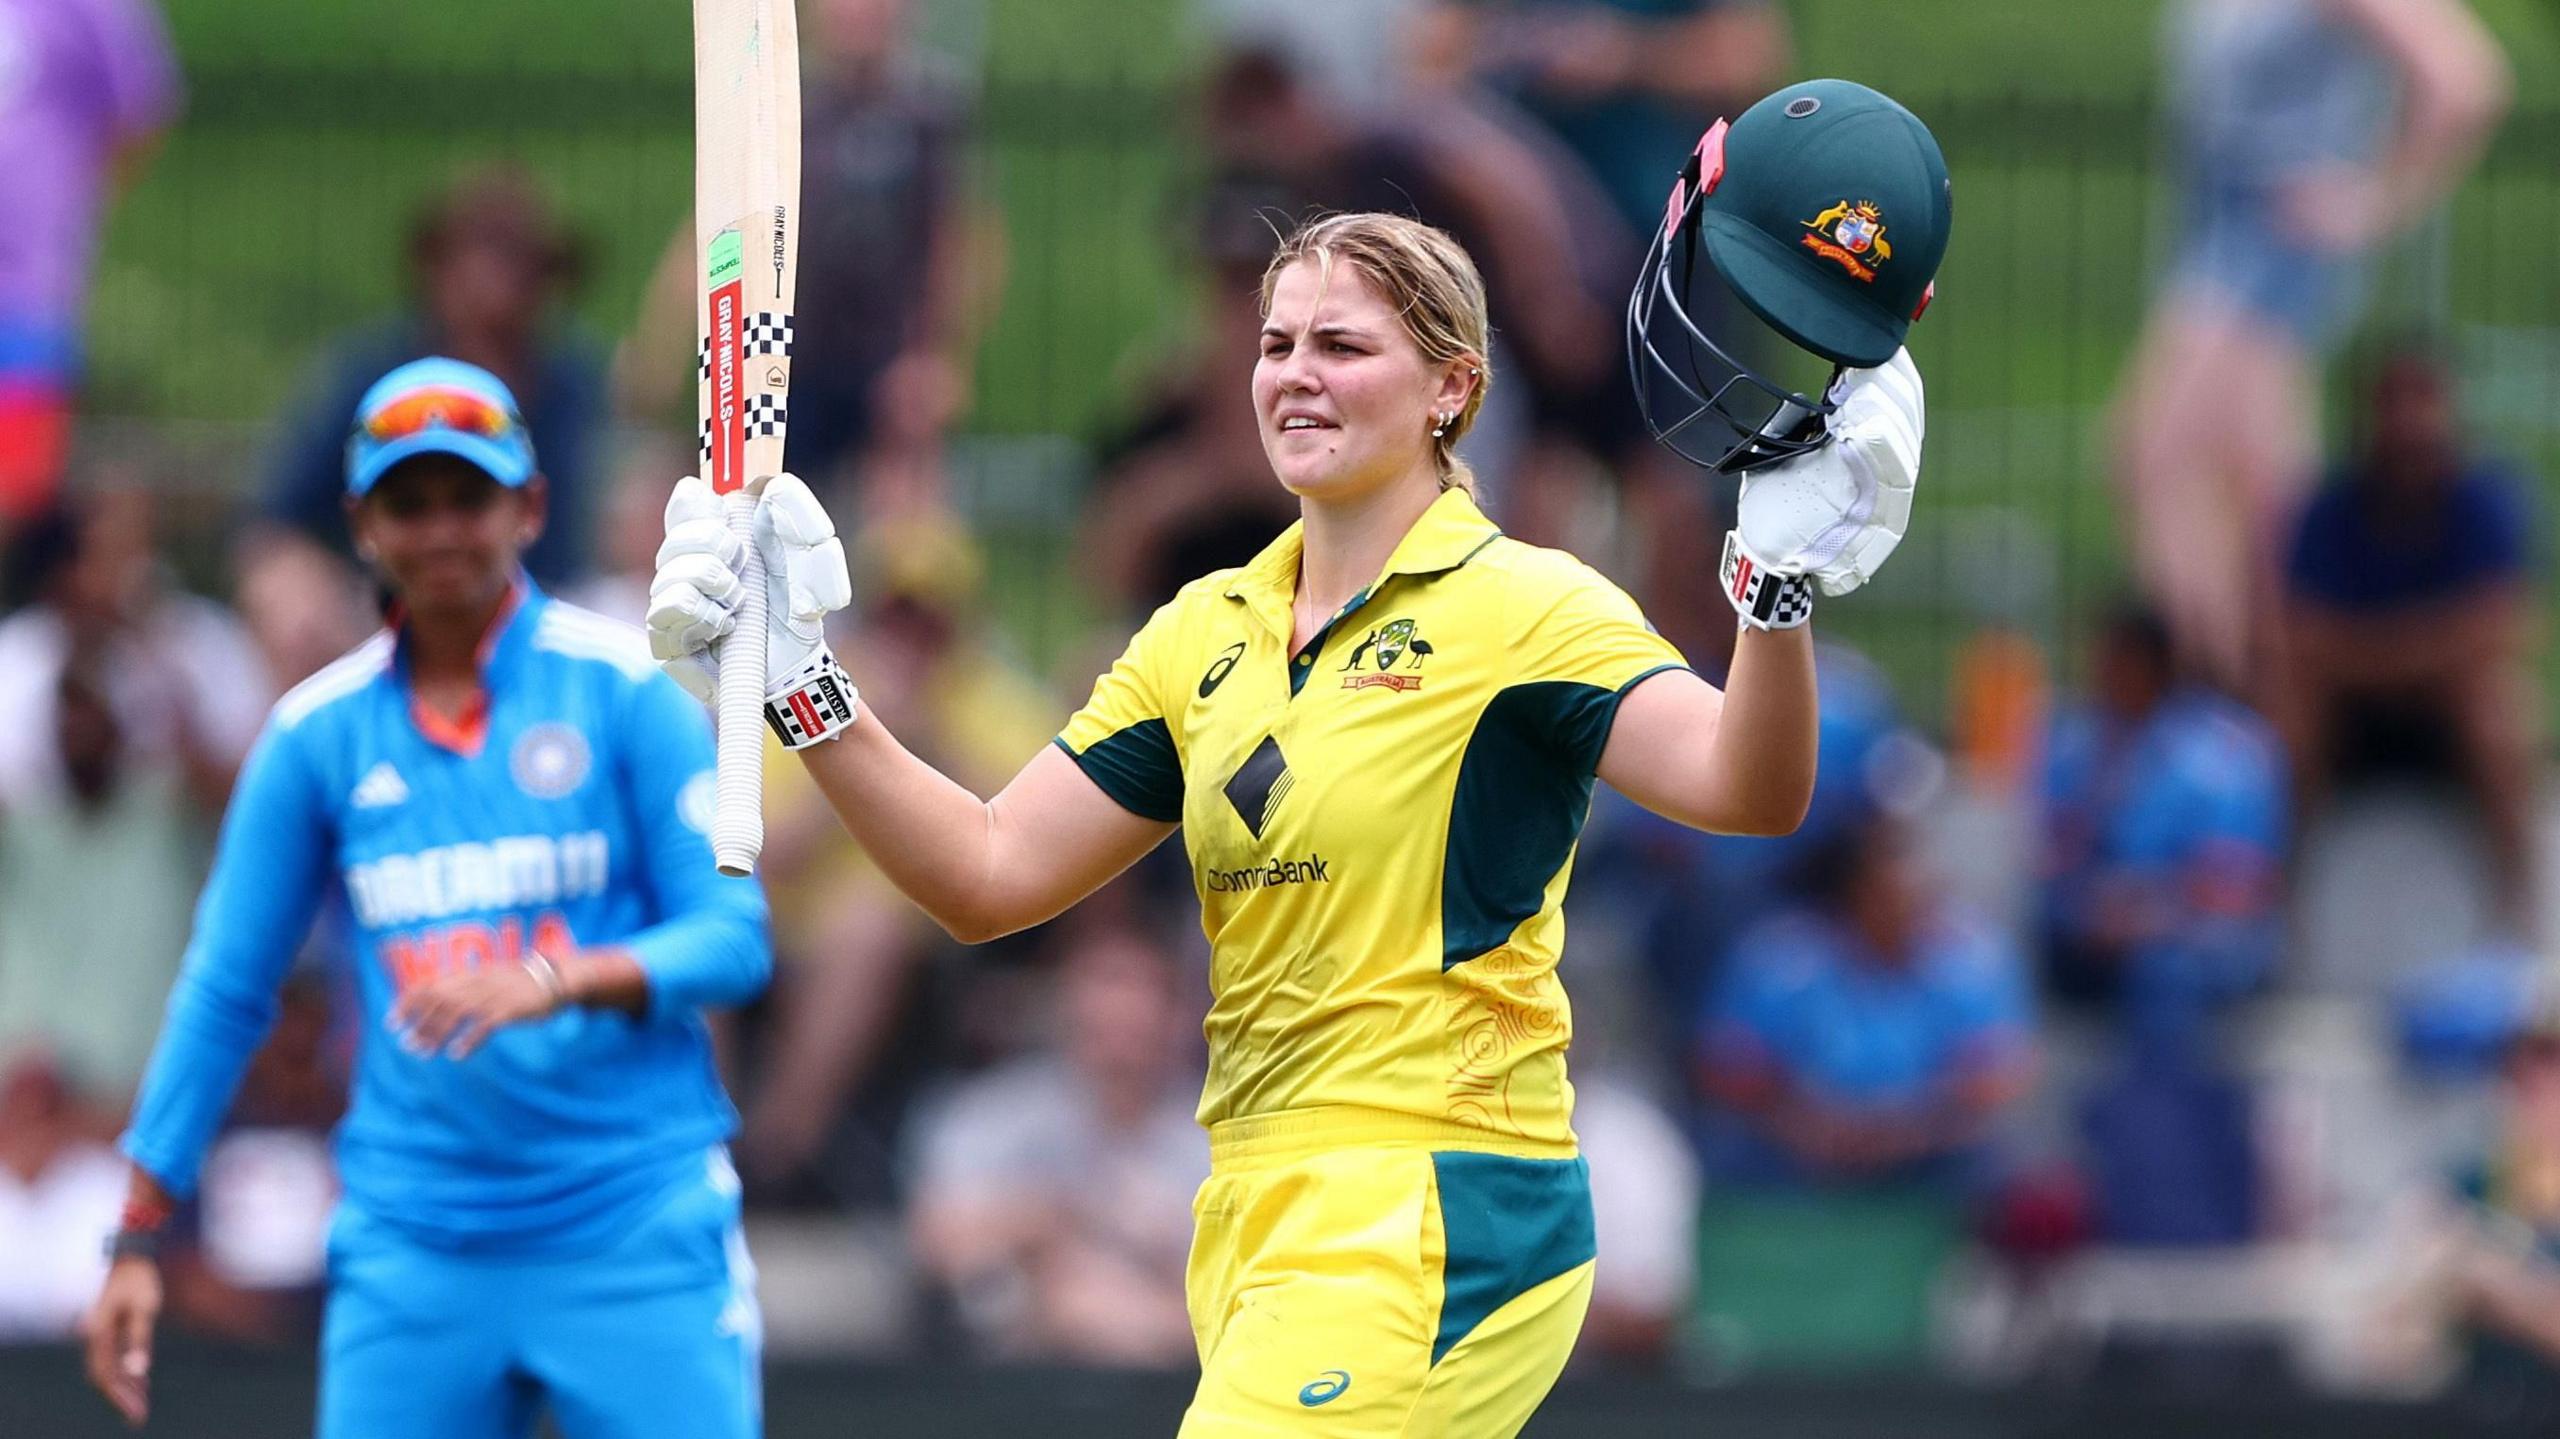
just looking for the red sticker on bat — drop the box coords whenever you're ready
[708,281,745,493]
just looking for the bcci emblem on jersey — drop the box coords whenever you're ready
[512,722,592,799]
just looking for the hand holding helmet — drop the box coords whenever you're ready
[1628,79,1951,629]
[1722,348,1924,626]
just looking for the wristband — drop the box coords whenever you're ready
[105,1227,166,1263]
[1721,531,1815,631]
[105,1193,173,1263]
[763,651,860,749]
[522,948,568,1008]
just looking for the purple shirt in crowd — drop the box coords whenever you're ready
[0,0,180,374]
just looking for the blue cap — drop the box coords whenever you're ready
[345,357,539,496]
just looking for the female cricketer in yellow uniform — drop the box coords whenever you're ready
[651,79,1945,1437]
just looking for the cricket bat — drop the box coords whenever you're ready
[694,0,800,876]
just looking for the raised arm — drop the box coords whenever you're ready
[797,721,1174,943]
[2330,0,2511,237]
[648,474,1175,944]
[1602,349,1924,836]
[1598,629,1815,836]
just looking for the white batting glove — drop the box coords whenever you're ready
[646,475,855,730]
[1724,348,1926,627]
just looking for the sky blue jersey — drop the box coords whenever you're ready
[123,583,771,1254]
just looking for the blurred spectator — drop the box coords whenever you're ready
[1191,44,1618,509]
[1696,812,2035,1193]
[1192,0,1424,114]
[562,434,697,626]
[1411,0,1792,662]
[0,489,265,809]
[2442,1023,2560,1387]
[742,512,1057,1203]
[1575,1071,1702,1368]
[2321,1019,2560,1398]
[0,657,216,1107]
[0,0,180,528]
[247,167,606,589]
[0,1051,126,1339]
[2042,603,2286,1051]
[0,493,264,1104]
[1083,178,1304,618]
[230,523,370,692]
[1410,0,1787,247]
[2077,1047,2262,1246]
[2279,341,2541,941]
[907,922,1204,1366]
[1583,644,1909,1045]
[2111,0,2508,689]
[622,0,997,511]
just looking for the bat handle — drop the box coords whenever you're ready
[712,488,768,876]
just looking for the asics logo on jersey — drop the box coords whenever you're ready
[349,762,410,809]
[1198,641,1247,698]
[345,831,612,927]
[1298,1371,1351,1407]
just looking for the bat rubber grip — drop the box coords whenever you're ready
[712,491,768,876]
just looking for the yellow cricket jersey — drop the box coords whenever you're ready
[1056,488,1686,1154]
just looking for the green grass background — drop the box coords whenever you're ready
[96,0,2560,699]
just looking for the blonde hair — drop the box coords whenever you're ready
[1259,212,1493,493]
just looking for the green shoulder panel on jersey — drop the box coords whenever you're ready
[1440,664,1683,969]
[1053,568,1244,825]
[1054,725,1183,823]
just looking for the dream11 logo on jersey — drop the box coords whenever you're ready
[345,832,612,994]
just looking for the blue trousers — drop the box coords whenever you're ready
[317,1152,760,1439]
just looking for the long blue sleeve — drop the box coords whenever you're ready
[614,670,770,1014]
[121,720,333,1197]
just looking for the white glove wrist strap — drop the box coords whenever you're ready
[1721,531,1815,631]
[763,650,860,749]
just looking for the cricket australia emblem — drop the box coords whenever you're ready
[511,723,592,800]
[1801,199,1891,282]
[1339,616,1433,693]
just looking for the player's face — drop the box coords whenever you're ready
[351,456,544,617]
[1254,260,1459,504]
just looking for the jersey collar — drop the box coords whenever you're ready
[1224,487,1503,630]
[389,573,546,754]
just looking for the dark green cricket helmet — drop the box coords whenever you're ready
[1628,78,1952,472]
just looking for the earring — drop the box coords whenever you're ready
[1431,412,1449,438]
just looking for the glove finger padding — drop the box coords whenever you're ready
[660,650,719,707]
[645,570,735,661]
[1732,348,1926,599]
[662,475,728,534]
[650,475,751,699]
[755,475,854,632]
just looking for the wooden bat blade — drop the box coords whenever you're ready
[694,0,800,496]
[693,0,800,878]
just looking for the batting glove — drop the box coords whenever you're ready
[1724,347,1925,629]
[647,474,857,742]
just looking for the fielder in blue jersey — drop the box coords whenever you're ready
[82,358,773,1438]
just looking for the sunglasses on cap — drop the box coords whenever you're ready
[359,386,525,445]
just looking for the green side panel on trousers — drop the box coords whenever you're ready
[1430,1151,1595,1366]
